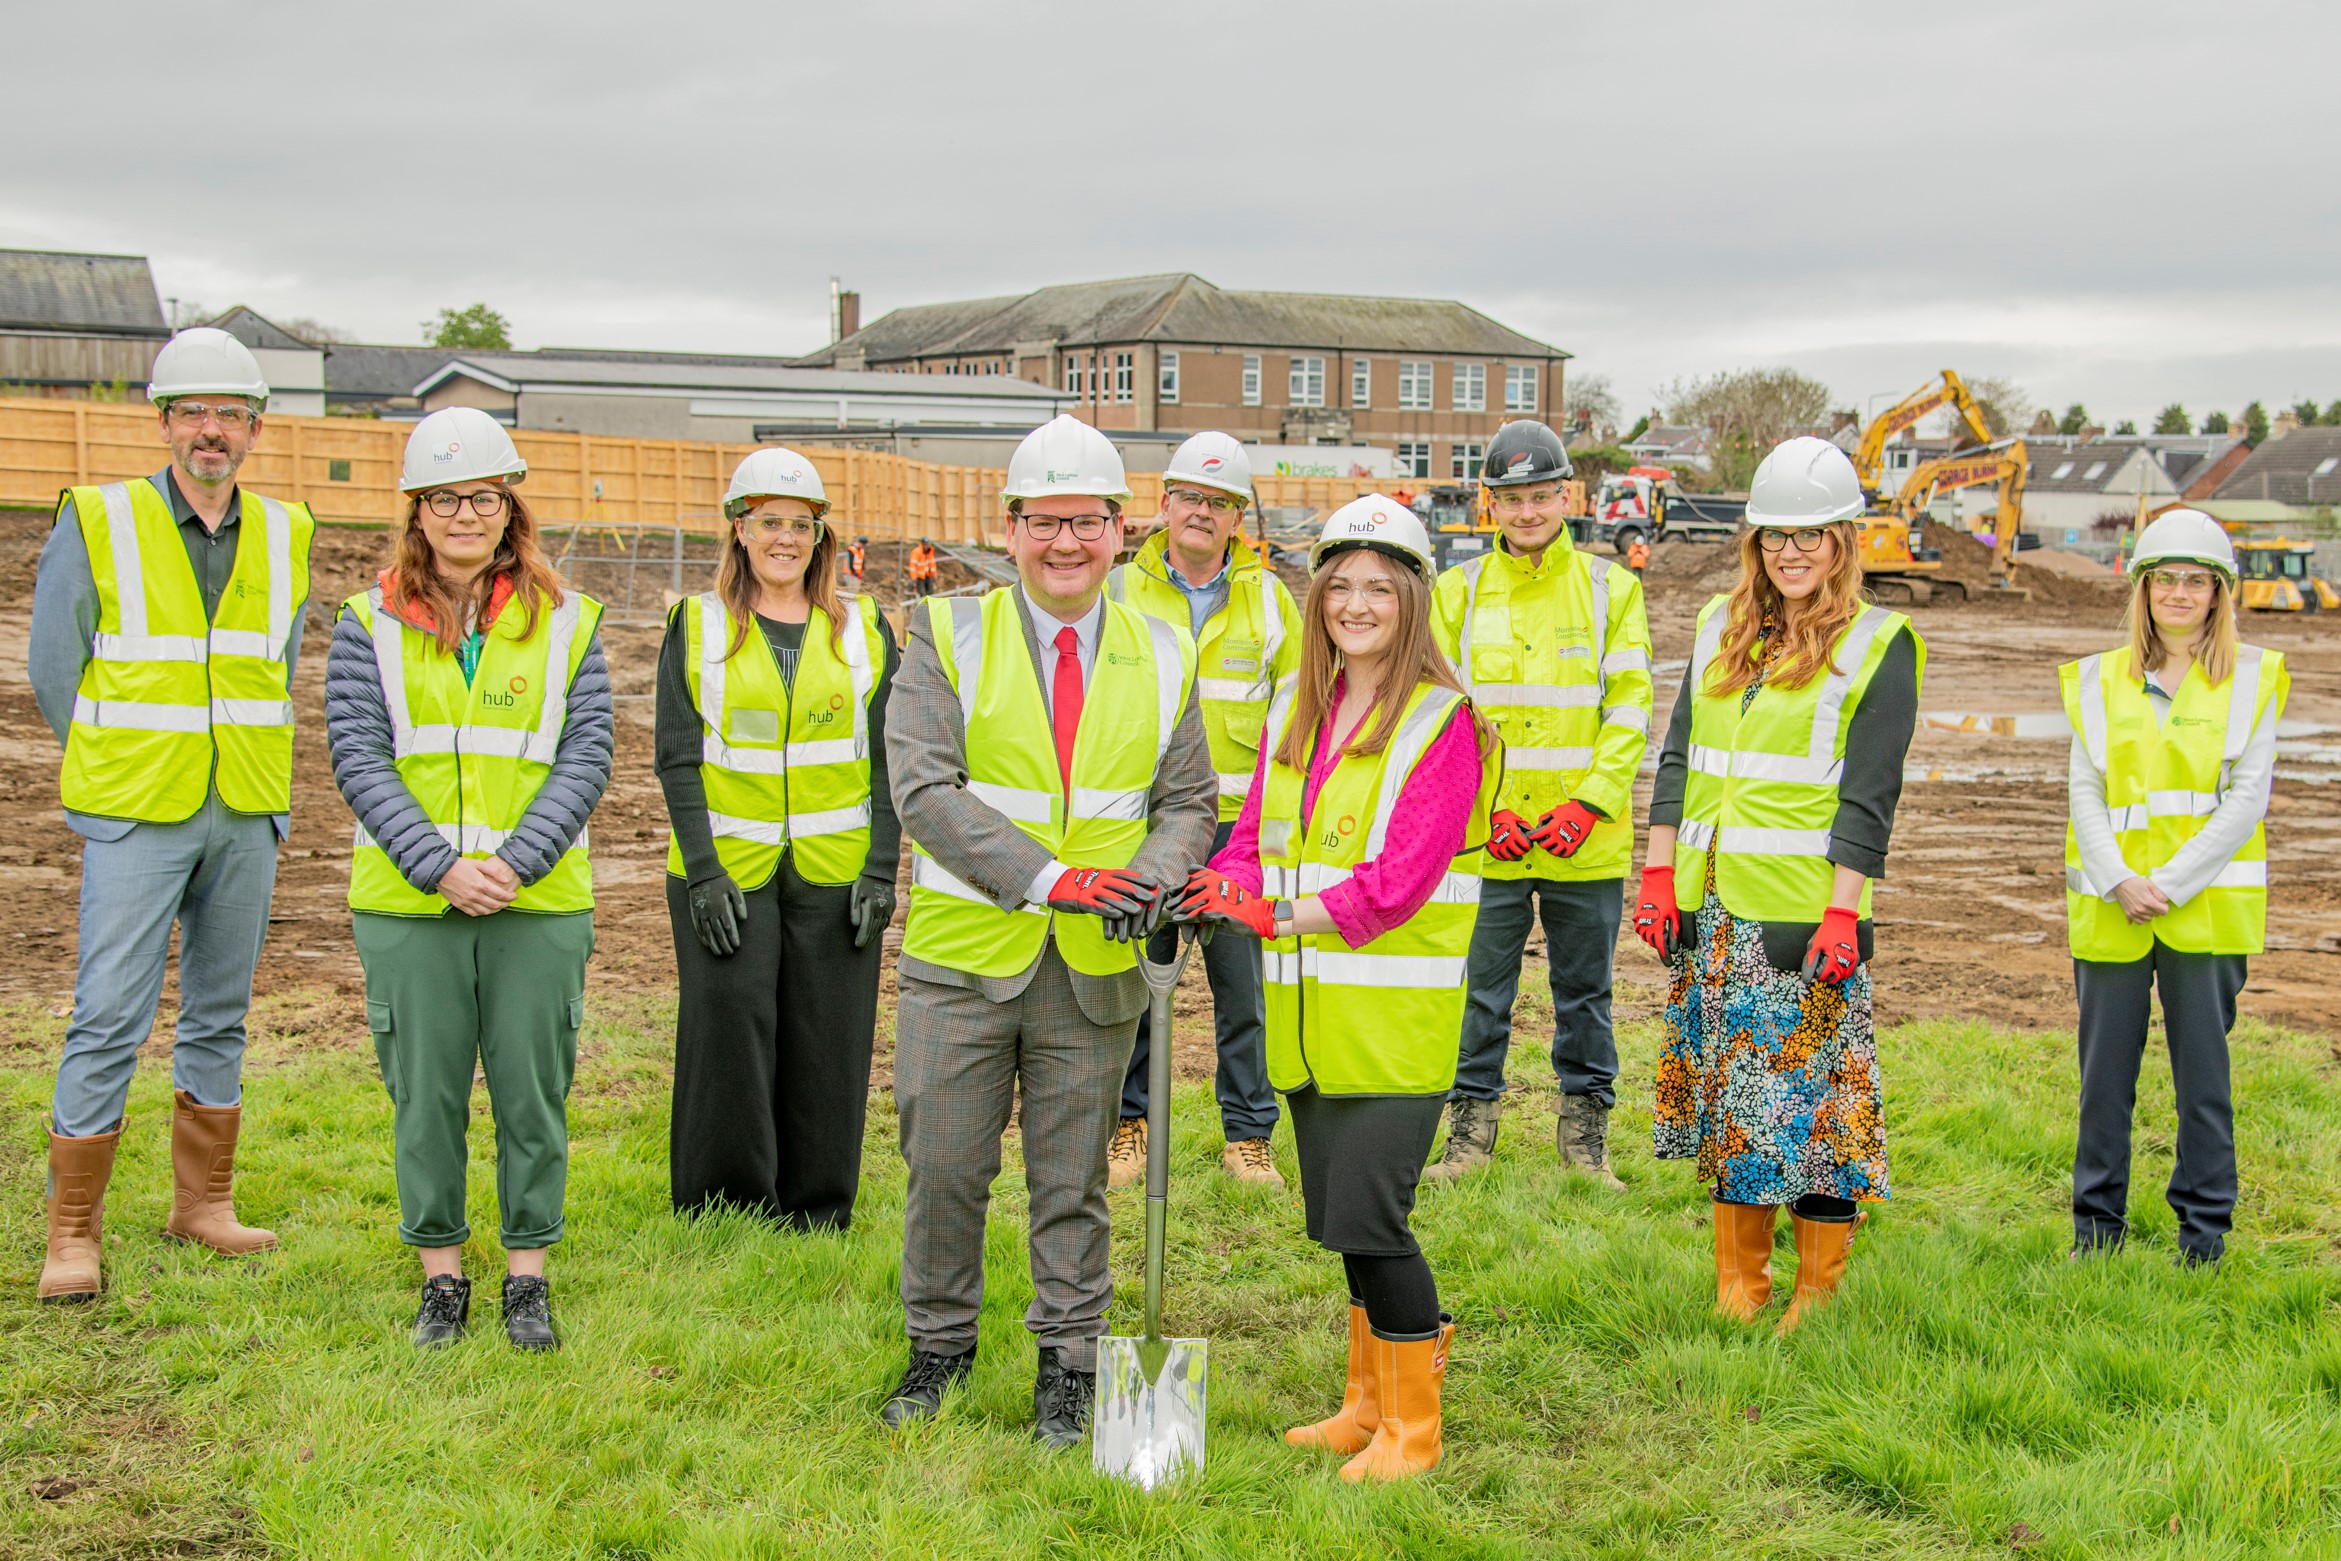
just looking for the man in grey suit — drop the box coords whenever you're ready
[882,415,1217,1447]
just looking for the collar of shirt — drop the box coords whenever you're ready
[155,466,240,535]
[1165,549,1232,637]
[1018,586,1104,706]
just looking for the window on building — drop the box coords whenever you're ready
[1242,355,1262,406]
[1396,441,1432,479]
[1159,351,1180,403]
[1351,358,1370,408]
[1453,363,1486,412]
[2317,456,2339,476]
[1289,355,1326,407]
[2082,461,2107,481]
[1063,354,1085,396]
[1451,441,1486,480]
[1399,360,1433,410]
[1504,365,1537,412]
[2050,461,2075,480]
[1114,351,1133,404]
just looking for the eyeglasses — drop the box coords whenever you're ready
[1757,527,1831,553]
[1166,487,1245,516]
[2148,568,2216,593]
[1017,512,1115,541]
[1490,487,1562,515]
[742,514,822,541]
[423,488,510,519]
[164,401,258,430]
[1323,579,1399,607]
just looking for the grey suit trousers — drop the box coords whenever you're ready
[894,943,1137,1370]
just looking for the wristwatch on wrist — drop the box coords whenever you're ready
[1271,898,1295,934]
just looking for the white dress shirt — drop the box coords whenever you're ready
[1019,587,1108,907]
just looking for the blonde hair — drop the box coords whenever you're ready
[1705,520,1868,696]
[1274,548,1493,770]
[2124,570,2238,686]
[714,504,846,661]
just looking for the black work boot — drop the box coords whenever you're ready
[881,1347,974,1429]
[1032,1347,1096,1449]
[412,1274,471,1349]
[501,1274,558,1352]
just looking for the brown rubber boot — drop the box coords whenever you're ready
[1421,1096,1500,1182]
[1339,1315,1453,1482]
[39,1123,121,1303]
[1713,1199,1778,1322]
[1285,1301,1379,1454]
[1556,1095,1625,1191]
[162,1090,276,1255]
[1106,1116,1145,1191]
[1778,1210,1863,1336]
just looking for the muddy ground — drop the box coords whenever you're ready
[0,514,2331,1094]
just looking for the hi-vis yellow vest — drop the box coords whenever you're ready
[1108,532,1301,819]
[1432,538,1654,881]
[665,592,887,888]
[59,479,313,820]
[900,589,1196,978]
[2060,644,2288,959]
[1259,680,1500,1096]
[1674,596,1922,923]
[345,585,603,917]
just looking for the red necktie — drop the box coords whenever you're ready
[1052,624,1083,793]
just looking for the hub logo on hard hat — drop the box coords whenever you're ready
[435,439,462,466]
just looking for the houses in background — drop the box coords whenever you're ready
[0,249,169,396]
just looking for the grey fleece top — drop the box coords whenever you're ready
[323,595,614,896]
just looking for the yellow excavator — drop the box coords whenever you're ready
[1852,371,2025,603]
[1851,369,1996,498]
[2231,535,2340,612]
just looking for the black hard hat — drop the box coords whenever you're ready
[1481,420,1573,487]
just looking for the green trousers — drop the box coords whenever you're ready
[353,909,594,1249]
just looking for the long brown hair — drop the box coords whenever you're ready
[714,509,846,660]
[2123,569,2239,686]
[1705,521,1868,696]
[1274,546,1492,770]
[388,486,565,654]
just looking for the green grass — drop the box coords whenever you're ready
[1,989,2336,1559]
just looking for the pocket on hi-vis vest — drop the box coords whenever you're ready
[730,709,782,743]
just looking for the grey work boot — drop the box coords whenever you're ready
[1422,1096,1502,1182]
[1556,1095,1625,1190]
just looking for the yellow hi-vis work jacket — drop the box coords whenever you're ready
[58,479,313,820]
[345,585,604,916]
[1432,535,1653,880]
[665,591,888,888]
[1674,596,1923,923]
[1258,680,1500,1096]
[1108,531,1302,820]
[2060,644,2288,960]
[899,589,1197,979]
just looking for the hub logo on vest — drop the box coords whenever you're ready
[508,675,529,695]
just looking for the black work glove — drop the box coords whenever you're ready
[689,874,748,958]
[1101,875,1172,945]
[849,873,897,950]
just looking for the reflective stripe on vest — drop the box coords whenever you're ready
[2060,643,2284,959]
[345,585,601,916]
[59,480,311,821]
[899,589,1196,978]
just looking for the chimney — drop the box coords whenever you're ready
[830,278,860,345]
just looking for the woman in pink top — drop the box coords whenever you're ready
[1178,498,1495,1483]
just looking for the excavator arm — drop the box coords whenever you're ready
[1854,370,1998,498]
[1892,439,2028,587]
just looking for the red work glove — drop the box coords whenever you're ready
[1046,866,1160,920]
[1802,905,1861,986]
[1632,865,1683,961]
[1175,866,1277,939]
[1533,800,1603,859]
[1486,809,1535,862]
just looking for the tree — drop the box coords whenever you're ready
[276,316,353,345]
[2152,403,2192,435]
[1561,372,1620,439]
[424,304,513,350]
[2202,410,2231,434]
[2058,403,2091,436]
[2114,420,2138,435]
[2325,402,2341,426]
[1661,366,1834,489]
[1623,412,1651,444]
[2293,400,2323,428]
[2242,401,2269,443]
[1964,374,2034,438]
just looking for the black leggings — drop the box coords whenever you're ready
[1343,1252,1441,1337]
[1717,1188,1857,1221]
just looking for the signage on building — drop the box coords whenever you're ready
[1242,444,1395,479]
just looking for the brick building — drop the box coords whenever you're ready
[792,273,1570,480]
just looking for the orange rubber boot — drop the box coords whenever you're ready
[1713,1200,1778,1322]
[162,1091,276,1255]
[1285,1302,1378,1453]
[1338,1316,1452,1482]
[1778,1210,1863,1335]
[38,1123,121,1303]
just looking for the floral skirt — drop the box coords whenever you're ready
[1650,879,1891,1205]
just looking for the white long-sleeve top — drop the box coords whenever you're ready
[2067,666,2279,908]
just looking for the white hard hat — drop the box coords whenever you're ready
[1309,494,1437,579]
[1002,414,1131,505]
[2130,508,2236,579]
[399,407,527,492]
[1162,431,1254,503]
[725,446,829,519]
[1745,435,1866,526]
[146,326,269,406]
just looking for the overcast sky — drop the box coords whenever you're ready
[12,0,2336,430]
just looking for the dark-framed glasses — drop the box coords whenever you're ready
[424,488,510,519]
[1166,487,1244,516]
[1757,527,1830,553]
[1018,512,1114,541]
[164,401,258,430]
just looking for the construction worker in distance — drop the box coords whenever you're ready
[847,534,869,588]
[1178,497,1499,1481]
[908,536,940,599]
[1638,437,1921,1334]
[325,408,613,1351]
[880,414,1216,1447]
[1104,432,1302,1191]
[30,328,314,1304]
[2063,510,2287,1268]
[1625,533,1651,577]
[1425,419,1654,1187]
